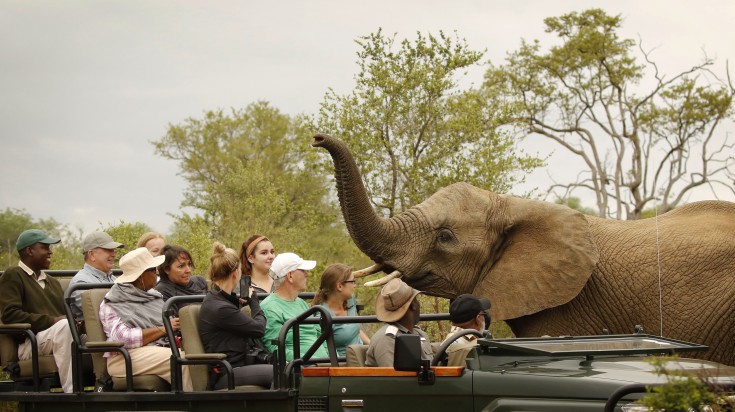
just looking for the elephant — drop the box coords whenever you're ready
[312,133,735,365]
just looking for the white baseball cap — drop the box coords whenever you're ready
[269,252,316,280]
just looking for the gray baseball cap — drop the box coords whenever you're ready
[82,231,124,253]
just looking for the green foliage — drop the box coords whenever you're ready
[554,197,597,216]
[484,8,735,220]
[317,29,543,217]
[153,101,367,287]
[640,356,733,412]
[0,208,82,271]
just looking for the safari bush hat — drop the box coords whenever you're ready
[375,278,422,323]
[115,247,165,284]
[16,229,60,250]
[82,231,124,253]
[269,252,317,280]
[449,294,491,324]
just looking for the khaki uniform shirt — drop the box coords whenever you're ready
[365,323,433,367]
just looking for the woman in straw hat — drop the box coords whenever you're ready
[365,278,434,367]
[199,242,273,389]
[99,247,193,391]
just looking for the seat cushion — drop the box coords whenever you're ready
[178,304,208,391]
[346,344,368,367]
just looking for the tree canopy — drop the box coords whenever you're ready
[484,8,735,219]
[316,29,543,217]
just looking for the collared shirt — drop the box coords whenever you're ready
[365,322,433,367]
[18,260,47,289]
[99,299,143,357]
[69,263,116,320]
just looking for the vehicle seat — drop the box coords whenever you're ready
[178,304,266,391]
[81,288,169,391]
[346,344,368,367]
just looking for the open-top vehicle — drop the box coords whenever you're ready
[1,279,734,412]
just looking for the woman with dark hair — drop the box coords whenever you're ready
[155,245,207,305]
[100,247,193,391]
[198,242,273,389]
[239,235,275,294]
[312,263,370,357]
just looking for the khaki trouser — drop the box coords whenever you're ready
[107,345,193,392]
[18,320,74,393]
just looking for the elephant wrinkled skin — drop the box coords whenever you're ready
[313,133,735,365]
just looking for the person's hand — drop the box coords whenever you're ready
[170,317,181,332]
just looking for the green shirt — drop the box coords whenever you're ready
[0,266,65,333]
[260,293,328,362]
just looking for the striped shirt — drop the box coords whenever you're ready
[99,300,143,357]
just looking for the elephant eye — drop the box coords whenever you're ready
[437,229,454,243]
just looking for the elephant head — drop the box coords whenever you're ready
[312,134,599,320]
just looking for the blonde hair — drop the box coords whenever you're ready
[136,232,165,248]
[209,242,240,282]
[312,263,352,309]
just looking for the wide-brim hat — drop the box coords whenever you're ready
[115,247,165,284]
[375,278,421,323]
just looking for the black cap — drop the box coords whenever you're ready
[449,294,491,324]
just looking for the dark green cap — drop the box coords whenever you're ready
[16,229,61,251]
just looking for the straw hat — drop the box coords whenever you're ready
[375,278,421,323]
[115,247,165,284]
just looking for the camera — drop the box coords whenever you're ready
[245,347,273,365]
[240,275,252,303]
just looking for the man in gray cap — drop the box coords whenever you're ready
[68,231,124,321]
[0,229,75,392]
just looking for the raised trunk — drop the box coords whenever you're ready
[312,134,397,262]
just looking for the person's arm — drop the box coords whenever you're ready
[214,295,266,338]
[0,269,55,332]
[360,329,371,345]
[260,302,281,354]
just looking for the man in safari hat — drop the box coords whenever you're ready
[365,278,434,367]
[69,231,125,321]
[0,229,75,392]
[260,252,329,361]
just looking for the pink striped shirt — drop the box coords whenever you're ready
[99,300,143,357]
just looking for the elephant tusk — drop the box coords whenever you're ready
[363,270,402,287]
[352,263,385,279]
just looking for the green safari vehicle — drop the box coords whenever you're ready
[1,286,734,412]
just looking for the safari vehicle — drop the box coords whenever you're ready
[1,279,734,412]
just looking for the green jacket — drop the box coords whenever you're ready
[0,266,65,334]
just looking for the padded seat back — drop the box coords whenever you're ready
[81,288,169,392]
[346,344,368,367]
[178,304,209,391]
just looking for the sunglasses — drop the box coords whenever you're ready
[342,280,357,284]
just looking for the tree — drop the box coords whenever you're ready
[153,101,369,288]
[484,9,735,220]
[316,29,543,218]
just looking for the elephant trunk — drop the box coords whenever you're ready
[312,134,399,262]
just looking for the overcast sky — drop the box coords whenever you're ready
[1,1,733,236]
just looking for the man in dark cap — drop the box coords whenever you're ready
[0,229,74,392]
[441,294,491,366]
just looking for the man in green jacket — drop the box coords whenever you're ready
[0,229,73,393]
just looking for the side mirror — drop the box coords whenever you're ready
[393,335,421,371]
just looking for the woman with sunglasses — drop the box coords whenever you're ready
[99,247,193,391]
[312,263,370,357]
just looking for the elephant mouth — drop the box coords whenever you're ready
[402,270,454,298]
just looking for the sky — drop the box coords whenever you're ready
[1,1,733,236]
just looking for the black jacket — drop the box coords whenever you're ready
[198,288,266,366]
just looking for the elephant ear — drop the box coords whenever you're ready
[474,195,599,321]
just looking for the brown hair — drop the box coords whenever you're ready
[136,232,165,248]
[239,234,270,277]
[312,263,353,309]
[209,242,240,282]
[158,245,194,281]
